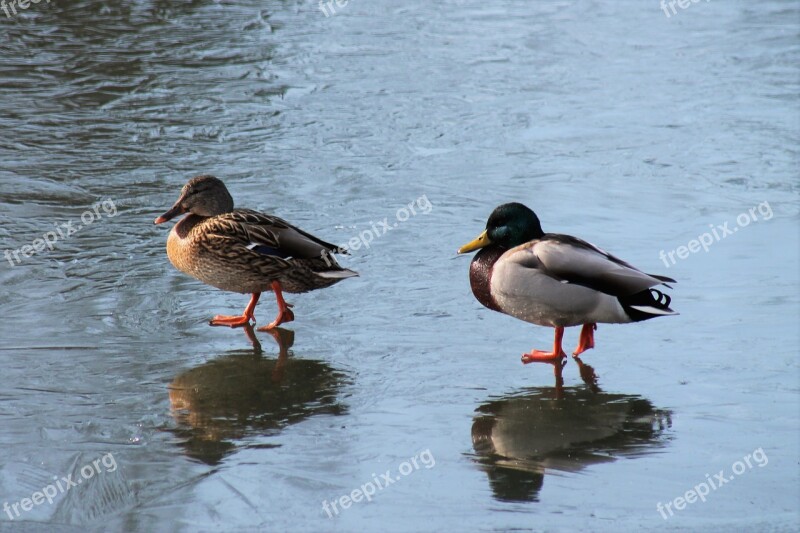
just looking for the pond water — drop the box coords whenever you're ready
[0,0,798,531]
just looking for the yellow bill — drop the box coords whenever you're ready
[457,230,492,254]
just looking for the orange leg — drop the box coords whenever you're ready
[257,281,295,331]
[573,323,597,356]
[522,326,567,364]
[210,292,260,327]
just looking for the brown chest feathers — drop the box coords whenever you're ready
[469,246,505,313]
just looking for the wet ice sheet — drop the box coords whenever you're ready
[0,0,798,531]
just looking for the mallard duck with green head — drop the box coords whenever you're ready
[154,175,357,330]
[457,203,677,363]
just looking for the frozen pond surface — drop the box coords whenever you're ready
[0,0,798,531]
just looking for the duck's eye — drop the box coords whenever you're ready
[493,226,511,240]
[490,219,508,231]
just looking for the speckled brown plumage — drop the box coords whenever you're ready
[155,175,357,329]
[166,209,353,294]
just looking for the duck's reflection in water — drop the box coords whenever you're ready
[168,326,346,464]
[472,358,672,502]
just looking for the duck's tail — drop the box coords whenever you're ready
[619,288,678,322]
[316,269,359,279]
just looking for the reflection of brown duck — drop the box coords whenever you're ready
[472,361,672,502]
[168,326,346,464]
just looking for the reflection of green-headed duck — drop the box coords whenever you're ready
[155,175,357,330]
[472,385,672,502]
[458,203,677,362]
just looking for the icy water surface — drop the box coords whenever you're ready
[0,0,798,531]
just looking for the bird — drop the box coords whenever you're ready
[154,175,357,330]
[457,202,677,363]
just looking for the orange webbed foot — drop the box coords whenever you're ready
[521,349,567,364]
[208,293,260,329]
[257,307,295,331]
[257,281,295,331]
[521,326,567,364]
[572,323,597,356]
[209,314,254,328]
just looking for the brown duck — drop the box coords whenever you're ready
[154,175,357,330]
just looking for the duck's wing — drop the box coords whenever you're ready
[507,234,676,298]
[209,209,345,260]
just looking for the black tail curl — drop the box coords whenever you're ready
[619,288,676,322]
